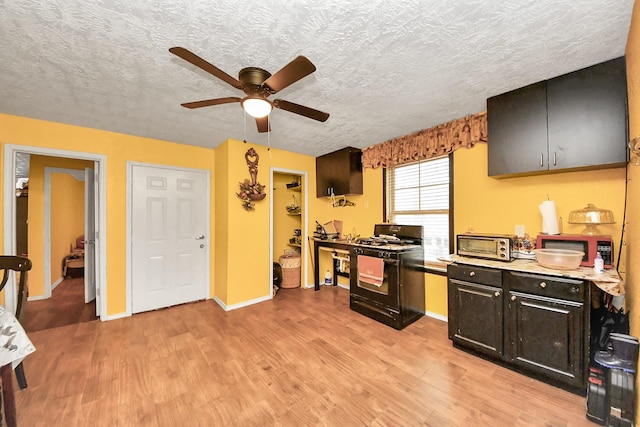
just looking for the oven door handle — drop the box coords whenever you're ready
[383,258,399,265]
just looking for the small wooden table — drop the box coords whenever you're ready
[312,239,352,291]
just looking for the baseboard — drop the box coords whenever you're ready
[213,294,272,311]
[51,277,63,291]
[425,311,448,322]
[104,312,129,321]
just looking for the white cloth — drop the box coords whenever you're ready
[0,307,35,368]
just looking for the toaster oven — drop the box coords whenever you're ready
[456,233,516,262]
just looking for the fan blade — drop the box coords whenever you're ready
[256,116,271,133]
[263,56,316,93]
[169,47,242,90]
[274,99,330,122]
[181,97,241,109]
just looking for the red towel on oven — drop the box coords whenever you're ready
[357,255,384,287]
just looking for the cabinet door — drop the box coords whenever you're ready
[315,147,363,197]
[315,153,334,197]
[448,279,503,358]
[547,57,627,171]
[507,291,584,388]
[487,81,548,176]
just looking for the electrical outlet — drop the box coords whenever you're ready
[515,225,525,237]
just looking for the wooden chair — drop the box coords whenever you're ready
[0,256,32,427]
[0,256,31,389]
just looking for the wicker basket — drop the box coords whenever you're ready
[279,254,301,288]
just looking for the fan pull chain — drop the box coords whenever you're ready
[267,112,272,159]
[243,109,247,143]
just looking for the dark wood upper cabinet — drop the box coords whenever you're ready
[487,82,548,176]
[315,147,363,197]
[488,57,628,177]
[546,57,628,171]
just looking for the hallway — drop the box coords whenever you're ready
[22,277,97,333]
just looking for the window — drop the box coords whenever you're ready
[385,155,452,266]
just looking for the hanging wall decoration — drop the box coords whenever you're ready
[237,147,266,211]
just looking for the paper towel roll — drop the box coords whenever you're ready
[539,200,559,235]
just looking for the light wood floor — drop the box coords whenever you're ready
[22,277,97,333]
[13,286,593,426]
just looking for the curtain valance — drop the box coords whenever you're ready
[362,111,487,169]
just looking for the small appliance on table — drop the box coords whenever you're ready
[349,224,425,330]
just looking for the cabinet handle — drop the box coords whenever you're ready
[553,152,557,166]
[469,271,476,277]
[540,153,544,167]
[539,282,547,289]
[494,291,500,297]
[510,295,516,301]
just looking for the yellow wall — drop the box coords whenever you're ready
[50,172,85,282]
[0,113,216,316]
[625,0,640,418]
[626,0,640,332]
[212,139,383,305]
[454,144,626,241]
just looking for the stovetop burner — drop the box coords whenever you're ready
[355,237,414,246]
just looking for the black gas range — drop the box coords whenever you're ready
[349,224,425,329]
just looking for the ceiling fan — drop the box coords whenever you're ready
[169,47,330,133]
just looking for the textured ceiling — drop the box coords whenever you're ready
[0,0,634,158]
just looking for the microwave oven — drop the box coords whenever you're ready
[456,233,516,262]
[536,234,614,269]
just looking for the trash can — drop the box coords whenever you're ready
[279,254,301,288]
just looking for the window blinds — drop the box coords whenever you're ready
[387,156,450,262]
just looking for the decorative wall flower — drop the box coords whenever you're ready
[237,179,266,211]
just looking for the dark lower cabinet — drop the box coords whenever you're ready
[447,265,588,393]
[505,271,587,390]
[448,279,503,358]
[506,291,585,388]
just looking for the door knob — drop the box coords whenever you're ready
[195,235,205,240]
[200,244,205,248]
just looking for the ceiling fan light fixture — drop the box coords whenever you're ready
[241,97,272,118]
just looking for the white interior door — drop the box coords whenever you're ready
[84,167,98,311]
[131,165,209,314]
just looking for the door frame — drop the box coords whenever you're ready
[125,161,212,316]
[269,167,309,293]
[42,167,86,299]
[3,144,107,320]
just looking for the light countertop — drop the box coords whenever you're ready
[440,254,624,296]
